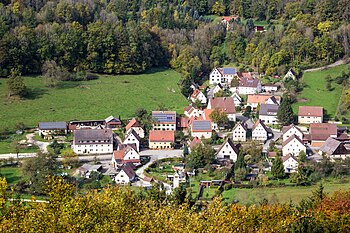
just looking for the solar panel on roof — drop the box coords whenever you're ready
[223,68,237,75]
[193,121,211,130]
[39,122,66,130]
[152,113,176,123]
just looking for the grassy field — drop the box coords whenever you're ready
[0,166,23,185]
[0,132,39,154]
[293,64,349,120]
[222,180,350,205]
[0,68,188,130]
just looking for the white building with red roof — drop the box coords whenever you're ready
[149,130,175,149]
[237,76,262,95]
[125,118,144,138]
[282,135,306,156]
[232,122,247,142]
[282,154,299,173]
[112,144,140,167]
[298,106,323,124]
[209,67,238,86]
[190,89,207,104]
[252,119,273,141]
[207,97,236,121]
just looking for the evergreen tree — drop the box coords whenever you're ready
[277,95,295,125]
[234,151,245,171]
[271,156,285,179]
[7,69,27,98]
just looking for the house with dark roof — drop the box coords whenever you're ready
[123,129,141,152]
[209,67,238,86]
[282,135,306,156]
[298,106,323,124]
[207,84,223,100]
[190,89,207,104]
[112,144,140,167]
[309,123,337,147]
[237,76,262,95]
[125,118,144,138]
[319,137,350,160]
[282,154,299,173]
[190,120,212,139]
[68,119,106,130]
[259,104,279,125]
[284,68,298,81]
[152,111,177,131]
[207,97,236,121]
[149,130,175,149]
[177,117,189,132]
[38,121,67,139]
[232,122,247,142]
[252,119,273,141]
[216,138,239,162]
[72,129,114,155]
[282,124,304,142]
[76,164,103,178]
[114,163,136,184]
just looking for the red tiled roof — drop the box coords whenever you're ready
[189,137,202,149]
[309,123,337,141]
[247,94,280,104]
[191,89,202,99]
[203,109,215,121]
[149,130,175,142]
[298,106,323,117]
[209,97,236,114]
[125,118,141,131]
[177,117,188,128]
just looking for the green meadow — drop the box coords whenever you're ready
[0,68,188,130]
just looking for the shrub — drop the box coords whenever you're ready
[224,183,232,190]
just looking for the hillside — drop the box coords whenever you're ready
[0,69,187,130]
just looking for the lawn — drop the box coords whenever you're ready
[0,132,39,154]
[293,64,349,120]
[0,166,23,185]
[0,68,188,130]
[222,180,350,206]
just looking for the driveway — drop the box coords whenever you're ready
[263,129,282,152]
[26,133,50,153]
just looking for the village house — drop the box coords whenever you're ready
[149,130,175,149]
[262,84,279,93]
[38,121,67,140]
[319,137,350,160]
[284,68,298,80]
[282,135,306,156]
[252,119,273,142]
[123,129,141,152]
[231,92,242,107]
[207,84,223,99]
[259,104,279,125]
[207,97,236,121]
[216,138,239,162]
[105,116,122,129]
[125,118,144,138]
[282,124,304,142]
[176,117,189,132]
[282,154,299,173]
[232,122,247,142]
[246,94,280,110]
[298,106,323,124]
[76,164,103,178]
[112,144,140,167]
[190,120,212,139]
[152,111,177,131]
[209,67,238,86]
[68,119,106,130]
[308,123,337,147]
[221,16,240,30]
[72,129,114,155]
[184,106,204,119]
[237,76,262,95]
[188,137,202,153]
[190,89,207,104]
[114,163,137,185]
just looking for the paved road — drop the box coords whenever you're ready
[0,153,36,159]
[134,149,183,189]
[26,133,50,153]
[304,58,349,72]
[263,129,282,152]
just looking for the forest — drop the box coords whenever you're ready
[0,0,349,96]
[0,177,350,232]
